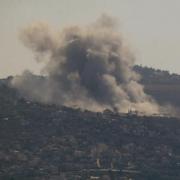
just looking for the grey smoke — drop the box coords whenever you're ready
[11,15,160,114]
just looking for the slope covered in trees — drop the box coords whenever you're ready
[0,74,180,179]
[134,65,180,106]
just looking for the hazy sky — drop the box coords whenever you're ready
[1,0,180,78]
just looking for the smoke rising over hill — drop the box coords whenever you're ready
[11,15,160,114]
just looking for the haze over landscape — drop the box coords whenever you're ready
[1,1,180,180]
[1,0,180,77]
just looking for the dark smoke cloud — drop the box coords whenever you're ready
[11,15,160,114]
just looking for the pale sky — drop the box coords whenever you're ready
[1,0,180,78]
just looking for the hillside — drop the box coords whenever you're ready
[134,65,180,106]
[134,65,180,85]
[1,74,180,180]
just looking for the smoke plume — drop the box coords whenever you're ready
[11,15,160,114]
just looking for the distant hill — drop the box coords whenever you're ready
[134,65,180,85]
[134,65,180,106]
